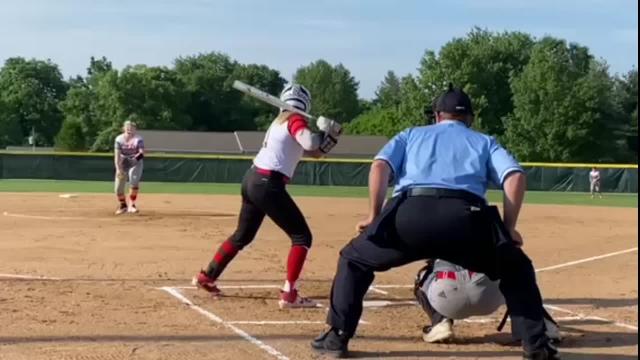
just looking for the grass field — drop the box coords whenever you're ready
[0,179,636,207]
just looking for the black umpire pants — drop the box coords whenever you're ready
[326,188,549,353]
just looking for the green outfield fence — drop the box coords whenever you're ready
[0,151,637,193]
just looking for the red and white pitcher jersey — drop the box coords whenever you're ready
[253,114,309,178]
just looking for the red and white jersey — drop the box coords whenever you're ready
[253,114,309,178]
[115,134,144,158]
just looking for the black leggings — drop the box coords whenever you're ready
[229,167,312,249]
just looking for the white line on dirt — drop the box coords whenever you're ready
[2,211,86,220]
[227,320,324,325]
[0,273,61,280]
[544,304,638,331]
[165,285,282,290]
[160,287,290,360]
[368,286,388,295]
[535,247,638,273]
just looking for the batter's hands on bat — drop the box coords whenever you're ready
[316,116,342,138]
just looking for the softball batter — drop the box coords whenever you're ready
[193,84,343,309]
[114,120,145,215]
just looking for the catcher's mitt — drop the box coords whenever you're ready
[414,259,436,320]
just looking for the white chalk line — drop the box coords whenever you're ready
[0,273,61,280]
[2,210,236,221]
[535,247,638,273]
[160,287,289,360]
[368,286,389,295]
[544,304,638,331]
[166,285,281,290]
[227,320,324,325]
[2,211,87,220]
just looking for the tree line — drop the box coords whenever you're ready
[0,28,636,163]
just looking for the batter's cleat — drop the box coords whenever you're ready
[127,204,139,214]
[278,289,320,309]
[523,342,561,360]
[192,271,222,297]
[115,203,128,215]
[311,327,350,358]
[422,318,454,343]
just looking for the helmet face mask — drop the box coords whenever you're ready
[279,84,311,113]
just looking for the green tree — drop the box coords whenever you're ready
[174,52,241,131]
[346,74,428,137]
[0,57,69,146]
[418,28,534,138]
[293,59,361,122]
[229,63,286,130]
[0,98,22,147]
[374,71,402,108]
[55,119,85,151]
[616,69,638,160]
[58,57,113,150]
[504,37,619,162]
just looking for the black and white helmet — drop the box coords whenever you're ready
[279,83,311,113]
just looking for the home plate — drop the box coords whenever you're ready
[59,194,79,198]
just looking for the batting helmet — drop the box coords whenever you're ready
[280,83,311,113]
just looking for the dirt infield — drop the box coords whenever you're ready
[0,193,637,360]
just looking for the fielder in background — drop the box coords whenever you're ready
[589,167,602,198]
[193,83,343,309]
[114,120,145,215]
[311,84,559,360]
[414,259,561,344]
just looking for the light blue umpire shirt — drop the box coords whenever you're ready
[374,120,523,200]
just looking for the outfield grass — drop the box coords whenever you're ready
[0,179,636,208]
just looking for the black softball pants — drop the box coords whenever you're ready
[229,166,312,249]
[326,189,550,353]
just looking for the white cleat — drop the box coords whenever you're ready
[115,206,128,215]
[422,319,454,343]
[278,289,321,309]
[127,204,139,214]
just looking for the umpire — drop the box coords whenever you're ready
[311,84,559,360]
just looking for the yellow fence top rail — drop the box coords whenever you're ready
[0,150,637,168]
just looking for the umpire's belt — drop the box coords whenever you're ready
[407,187,485,205]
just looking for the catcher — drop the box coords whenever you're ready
[114,119,145,215]
[414,259,561,344]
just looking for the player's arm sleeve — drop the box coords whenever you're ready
[373,129,409,184]
[487,136,524,187]
[288,115,320,151]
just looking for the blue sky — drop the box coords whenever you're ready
[0,0,637,99]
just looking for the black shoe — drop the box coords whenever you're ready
[523,342,561,360]
[311,327,350,358]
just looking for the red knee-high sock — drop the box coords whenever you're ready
[205,239,239,280]
[129,187,139,202]
[285,245,308,291]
